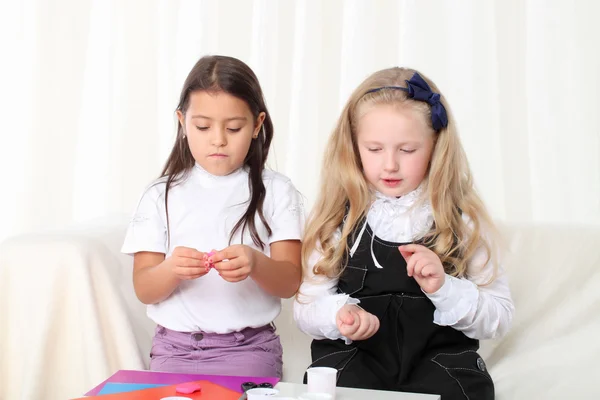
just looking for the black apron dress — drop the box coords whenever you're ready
[307,221,494,400]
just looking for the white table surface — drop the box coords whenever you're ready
[274,382,441,400]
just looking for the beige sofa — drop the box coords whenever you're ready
[1,218,599,399]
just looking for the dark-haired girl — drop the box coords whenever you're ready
[122,55,304,377]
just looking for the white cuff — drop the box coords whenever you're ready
[320,294,360,343]
[425,274,479,326]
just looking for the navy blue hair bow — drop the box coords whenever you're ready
[364,72,448,132]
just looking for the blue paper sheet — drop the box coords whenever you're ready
[97,382,167,394]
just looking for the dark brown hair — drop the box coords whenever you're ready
[161,55,273,249]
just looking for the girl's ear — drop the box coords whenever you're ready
[176,110,186,137]
[253,112,266,138]
[176,110,185,127]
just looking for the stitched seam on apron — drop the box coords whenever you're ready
[446,367,493,382]
[310,348,356,366]
[336,348,359,384]
[346,265,367,271]
[348,268,367,295]
[395,301,403,366]
[431,358,470,400]
[337,347,359,371]
[357,294,427,300]
[432,350,477,358]
[358,294,391,300]
[431,350,493,382]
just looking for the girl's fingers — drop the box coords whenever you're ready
[175,257,205,268]
[213,258,243,271]
[366,315,380,338]
[340,319,359,337]
[421,263,438,277]
[398,247,413,261]
[181,273,207,280]
[407,253,425,277]
[406,255,416,276]
[176,266,207,276]
[353,317,370,339]
[173,247,204,259]
[398,244,428,254]
[413,257,427,276]
[208,247,237,264]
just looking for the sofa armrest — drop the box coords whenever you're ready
[478,222,600,399]
[0,215,154,400]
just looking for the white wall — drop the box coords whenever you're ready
[1,0,599,242]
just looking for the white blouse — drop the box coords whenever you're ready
[294,186,514,342]
[122,163,305,334]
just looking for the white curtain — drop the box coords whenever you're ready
[1,0,599,243]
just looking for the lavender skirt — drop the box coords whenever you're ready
[149,324,283,378]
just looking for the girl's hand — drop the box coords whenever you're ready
[336,304,380,341]
[167,246,209,280]
[398,244,446,294]
[207,245,257,283]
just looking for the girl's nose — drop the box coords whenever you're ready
[211,128,227,147]
[383,153,399,172]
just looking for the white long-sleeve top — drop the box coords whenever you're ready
[294,187,514,342]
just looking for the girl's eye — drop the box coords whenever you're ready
[227,128,242,133]
[196,126,209,131]
[400,149,416,154]
[368,148,381,152]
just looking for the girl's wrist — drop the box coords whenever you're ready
[248,246,261,276]
[159,257,181,282]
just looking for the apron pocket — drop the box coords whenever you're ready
[338,264,368,295]
[430,350,494,400]
[305,346,359,384]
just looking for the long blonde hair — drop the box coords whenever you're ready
[302,67,498,281]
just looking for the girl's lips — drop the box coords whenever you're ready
[382,179,402,187]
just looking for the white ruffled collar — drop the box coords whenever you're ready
[348,184,434,269]
[371,184,425,211]
[367,184,433,243]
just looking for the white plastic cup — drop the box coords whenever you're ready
[306,367,337,398]
[246,387,280,399]
[298,393,334,400]
[160,397,194,400]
